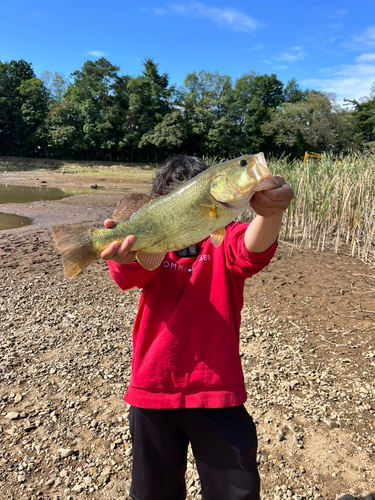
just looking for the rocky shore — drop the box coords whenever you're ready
[0,172,374,500]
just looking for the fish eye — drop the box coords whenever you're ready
[239,159,247,167]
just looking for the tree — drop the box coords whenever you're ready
[232,73,285,154]
[124,59,174,161]
[262,91,355,156]
[346,96,375,149]
[40,70,69,102]
[0,60,49,156]
[139,111,187,154]
[178,70,237,157]
[66,57,121,160]
[283,78,310,103]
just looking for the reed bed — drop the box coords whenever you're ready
[267,153,375,266]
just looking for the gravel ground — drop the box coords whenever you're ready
[0,172,374,500]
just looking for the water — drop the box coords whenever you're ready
[0,184,72,230]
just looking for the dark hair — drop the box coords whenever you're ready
[151,155,209,196]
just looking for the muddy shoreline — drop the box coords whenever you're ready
[0,171,374,500]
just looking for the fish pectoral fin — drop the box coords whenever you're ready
[200,204,218,218]
[136,251,166,270]
[113,193,155,221]
[210,228,226,247]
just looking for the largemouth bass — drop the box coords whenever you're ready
[53,152,279,278]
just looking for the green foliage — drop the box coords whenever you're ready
[0,58,372,162]
[0,60,49,156]
[345,96,375,148]
[262,91,356,156]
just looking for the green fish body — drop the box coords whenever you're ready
[53,152,278,278]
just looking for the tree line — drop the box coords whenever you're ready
[0,58,374,162]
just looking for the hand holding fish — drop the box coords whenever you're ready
[250,176,293,217]
[100,220,137,265]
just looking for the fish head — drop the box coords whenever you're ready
[210,152,279,212]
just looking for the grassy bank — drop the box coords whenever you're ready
[0,156,158,178]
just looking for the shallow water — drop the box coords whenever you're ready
[0,183,72,230]
[0,212,32,230]
[0,183,71,204]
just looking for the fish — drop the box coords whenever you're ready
[52,152,279,278]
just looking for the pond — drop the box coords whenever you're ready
[0,184,72,230]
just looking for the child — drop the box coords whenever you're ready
[101,155,293,500]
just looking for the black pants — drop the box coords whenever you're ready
[129,405,260,500]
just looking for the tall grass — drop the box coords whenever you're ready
[267,152,375,265]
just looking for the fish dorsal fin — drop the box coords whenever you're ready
[210,228,226,247]
[165,178,186,193]
[113,192,155,221]
[136,251,166,270]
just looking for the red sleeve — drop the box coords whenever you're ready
[223,222,278,278]
[107,260,156,290]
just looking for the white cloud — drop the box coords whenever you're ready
[301,59,375,100]
[275,47,306,63]
[87,51,106,58]
[170,2,260,32]
[347,25,375,51]
[356,53,375,63]
[353,25,375,47]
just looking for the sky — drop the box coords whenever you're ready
[1,0,375,101]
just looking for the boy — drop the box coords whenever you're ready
[101,155,293,500]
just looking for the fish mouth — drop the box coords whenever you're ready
[226,178,250,199]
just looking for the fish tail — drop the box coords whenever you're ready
[52,225,101,278]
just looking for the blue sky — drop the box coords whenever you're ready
[1,1,375,101]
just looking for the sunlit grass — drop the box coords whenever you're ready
[267,152,375,265]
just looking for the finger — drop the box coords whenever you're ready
[259,184,293,203]
[100,241,121,260]
[273,175,286,187]
[252,190,281,207]
[104,219,118,229]
[118,235,136,254]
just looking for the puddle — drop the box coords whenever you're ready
[0,184,72,204]
[0,184,73,230]
[0,212,33,230]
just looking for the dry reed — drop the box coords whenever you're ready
[268,153,375,266]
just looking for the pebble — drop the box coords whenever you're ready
[72,483,86,492]
[5,412,19,420]
[58,448,76,458]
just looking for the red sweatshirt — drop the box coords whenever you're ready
[108,222,277,409]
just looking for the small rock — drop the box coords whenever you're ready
[277,432,286,442]
[71,483,85,493]
[102,465,111,476]
[6,412,19,420]
[45,478,55,487]
[14,394,23,403]
[58,448,76,458]
[24,422,37,432]
[268,452,283,462]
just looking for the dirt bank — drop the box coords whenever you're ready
[0,170,374,500]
